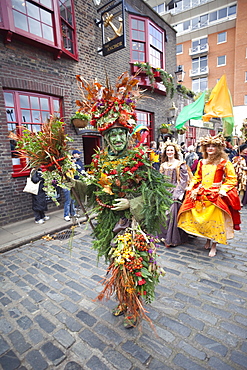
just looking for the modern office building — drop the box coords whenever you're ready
[146,0,247,136]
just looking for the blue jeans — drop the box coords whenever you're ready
[63,188,75,217]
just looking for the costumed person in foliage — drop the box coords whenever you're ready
[72,73,172,328]
[232,143,247,206]
[178,134,241,257]
[159,139,189,247]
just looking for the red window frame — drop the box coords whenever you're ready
[4,90,62,177]
[0,0,78,60]
[186,126,197,146]
[136,110,154,146]
[130,15,165,69]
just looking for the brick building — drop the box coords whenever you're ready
[147,0,247,141]
[0,0,177,226]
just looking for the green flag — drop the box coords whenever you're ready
[222,116,234,137]
[175,91,205,129]
[222,89,234,137]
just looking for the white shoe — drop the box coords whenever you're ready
[43,216,50,221]
[64,216,71,221]
[35,219,45,224]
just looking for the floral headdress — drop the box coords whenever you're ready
[75,72,143,134]
[162,138,181,153]
[199,133,226,147]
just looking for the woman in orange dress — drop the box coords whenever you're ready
[178,134,241,257]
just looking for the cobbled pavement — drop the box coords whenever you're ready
[0,209,247,370]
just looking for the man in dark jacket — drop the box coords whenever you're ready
[72,150,85,179]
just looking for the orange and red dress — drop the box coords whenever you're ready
[177,159,241,244]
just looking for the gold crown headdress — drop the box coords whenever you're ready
[162,138,181,153]
[75,72,144,135]
[199,133,226,147]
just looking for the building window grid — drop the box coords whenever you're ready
[131,16,165,69]
[174,4,237,34]
[3,0,77,58]
[192,77,208,93]
[191,37,207,53]
[192,56,208,75]
[245,95,247,105]
[245,72,247,82]
[131,18,146,62]
[12,0,54,43]
[4,90,61,173]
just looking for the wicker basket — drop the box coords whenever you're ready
[72,118,88,128]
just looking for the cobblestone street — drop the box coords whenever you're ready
[0,209,247,370]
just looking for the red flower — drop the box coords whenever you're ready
[110,169,117,175]
[135,272,142,276]
[138,279,146,286]
[142,291,147,295]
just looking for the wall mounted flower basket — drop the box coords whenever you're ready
[72,118,88,128]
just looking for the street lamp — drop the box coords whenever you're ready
[175,65,185,83]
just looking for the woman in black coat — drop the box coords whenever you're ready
[31,169,49,224]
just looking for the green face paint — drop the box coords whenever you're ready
[107,128,128,153]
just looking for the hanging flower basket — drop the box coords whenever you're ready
[72,118,88,128]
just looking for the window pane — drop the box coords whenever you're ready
[218,55,225,65]
[228,4,236,16]
[184,20,190,30]
[192,17,199,30]
[30,96,39,109]
[42,111,49,122]
[12,0,25,12]
[13,11,28,31]
[209,11,217,22]
[43,24,54,41]
[200,14,208,27]
[176,44,182,54]
[29,18,42,37]
[40,9,52,25]
[4,92,14,107]
[6,109,16,122]
[27,2,40,20]
[32,110,41,122]
[40,98,49,110]
[132,18,137,29]
[20,95,29,108]
[40,0,52,9]
[21,109,31,122]
[218,32,226,43]
[218,8,227,19]
[200,78,207,91]
[32,125,41,133]
[53,99,60,114]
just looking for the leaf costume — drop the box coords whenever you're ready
[73,72,173,327]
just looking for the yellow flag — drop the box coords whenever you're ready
[202,75,233,122]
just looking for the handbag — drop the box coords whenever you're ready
[23,177,40,195]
